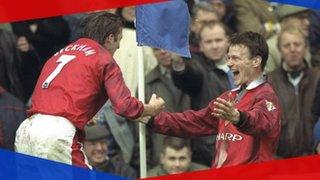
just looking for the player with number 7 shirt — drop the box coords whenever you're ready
[14,12,165,168]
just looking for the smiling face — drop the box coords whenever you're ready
[84,139,108,166]
[160,147,192,175]
[227,45,261,86]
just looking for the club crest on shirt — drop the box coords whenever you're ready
[265,100,276,111]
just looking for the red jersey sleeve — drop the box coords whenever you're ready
[152,106,218,138]
[101,54,143,119]
[235,91,281,136]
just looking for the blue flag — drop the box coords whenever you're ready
[135,0,191,58]
[267,0,320,9]
[0,149,130,180]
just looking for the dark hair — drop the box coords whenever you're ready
[229,31,269,70]
[162,136,191,152]
[198,21,233,41]
[79,12,123,45]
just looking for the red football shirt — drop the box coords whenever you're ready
[28,38,143,130]
[152,78,281,168]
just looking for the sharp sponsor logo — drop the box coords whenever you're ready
[216,132,243,141]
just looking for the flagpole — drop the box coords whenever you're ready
[135,1,191,177]
[137,45,147,178]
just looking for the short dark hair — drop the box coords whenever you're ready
[198,21,233,41]
[79,12,123,45]
[229,31,269,70]
[162,136,191,152]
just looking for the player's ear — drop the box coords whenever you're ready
[103,34,115,49]
[104,34,114,44]
[252,56,262,68]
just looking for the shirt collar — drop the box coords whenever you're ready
[159,65,171,76]
[231,75,266,92]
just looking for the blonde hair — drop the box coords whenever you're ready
[277,25,307,49]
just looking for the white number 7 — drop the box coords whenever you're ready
[42,54,76,89]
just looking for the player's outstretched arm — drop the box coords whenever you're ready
[140,94,165,123]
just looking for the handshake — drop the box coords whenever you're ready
[139,94,166,124]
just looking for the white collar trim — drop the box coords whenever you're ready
[231,75,266,92]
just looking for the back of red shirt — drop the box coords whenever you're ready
[29,38,143,130]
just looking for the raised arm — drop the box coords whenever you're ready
[171,56,204,96]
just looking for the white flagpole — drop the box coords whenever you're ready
[137,45,147,178]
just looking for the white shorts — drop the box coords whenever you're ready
[15,114,90,168]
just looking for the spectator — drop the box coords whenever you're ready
[145,48,191,167]
[0,29,25,101]
[84,124,137,179]
[201,0,237,32]
[234,0,278,38]
[116,7,135,29]
[0,23,12,32]
[171,21,233,166]
[147,137,208,177]
[16,36,42,104]
[268,26,320,158]
[265,4,311,73]
[11,16,70,64]
[190,2,219,53]
[96,101,137,168]
[0,86,26,150]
